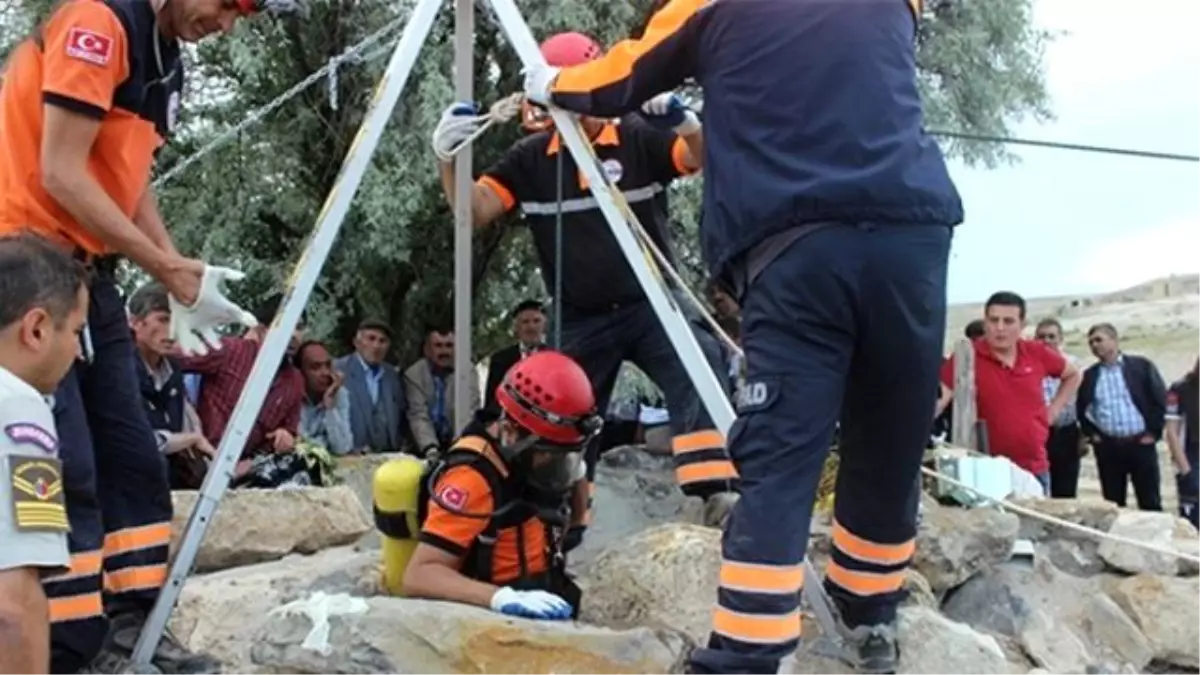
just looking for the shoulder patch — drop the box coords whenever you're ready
[5,422,57,454]
[65,27,113,66]
[437,484,469,511]
[9,455,68,533]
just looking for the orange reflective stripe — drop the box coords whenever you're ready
[826,560,906,596]
[48,592,104,623]
[712,606,801,645]
[478,175,515,212]
[552,0,708,95]
[676,460,739,485]
[103,564,168,594]
[103,522,171,557]
[719,560,803,594]
[671,429,725,455]
[43,550,103,583]
[832,521,914,566]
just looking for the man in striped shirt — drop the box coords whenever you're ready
[1034,318,1083,497]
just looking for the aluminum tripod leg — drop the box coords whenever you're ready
[127,0,443,666]
[481,0,843,650]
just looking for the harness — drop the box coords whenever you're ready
[378,431,574,592]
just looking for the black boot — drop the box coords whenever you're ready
[836,620,899,674]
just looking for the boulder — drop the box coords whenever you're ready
[788,606,1015,674]
[170,486,372,573]
[1097,511,1190,576]
[942,557,1153,673]
[250,595,689,674]
[170,546,381,673]
[1106,574,1200,669]
[335,452,407,550]
[912,505,1020,593]
[1011,497,1121,541]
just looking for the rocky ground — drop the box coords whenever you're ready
[166,446,1200,674]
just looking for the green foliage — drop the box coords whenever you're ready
[2,0,1053,401]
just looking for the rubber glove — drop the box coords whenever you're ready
[522,64,560,107]
[640,93,700,135]
[168,265,257,357]
[432,101,481,162]
[489,586,573,620]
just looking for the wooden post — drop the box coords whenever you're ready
[951,338,977,450]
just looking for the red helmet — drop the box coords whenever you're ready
[496,351,600,445]
[521,32,604,134]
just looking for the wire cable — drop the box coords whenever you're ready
[929,129,1200,163]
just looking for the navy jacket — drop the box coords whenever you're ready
[547,0,964,279]
[1076,354,1168,441]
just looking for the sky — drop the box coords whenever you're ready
[943,0,1200,304]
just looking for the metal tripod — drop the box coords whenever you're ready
[129,0,843,666]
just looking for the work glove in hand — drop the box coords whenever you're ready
[641,93,700,135]
[169,266,257,357]
[522,64,560,107]
[432,101,481,162]
[489,586,573,620]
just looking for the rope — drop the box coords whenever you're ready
[921,463,1200,563]
[151,13,409,189]
[928,129,1200,163]
[431,93,524,163]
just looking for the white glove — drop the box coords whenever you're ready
[640,93,700,135]
[522,64,561,107]
[489,586,573,620]
[432,101,482,162]
[168,265,257,357]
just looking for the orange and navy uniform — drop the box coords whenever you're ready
[419,435,551,586]
[0,0,183,252]
[543,0,963,283]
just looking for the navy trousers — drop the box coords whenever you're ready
[44,272,174,673]
[689,223,952,674]
[558,291,738,505]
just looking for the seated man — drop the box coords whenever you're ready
[403,351,596,620]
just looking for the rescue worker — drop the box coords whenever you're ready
[0,234,90,674]
[433,31,739,532]
[1166,359,1199,528]
[0,0,301,670]
[523,1,963,672]
[402,351,598,619]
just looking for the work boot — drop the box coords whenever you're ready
[104,611,222,674]
[836,620,899,674]
[702,491,739,529]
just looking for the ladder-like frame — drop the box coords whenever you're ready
[129,0,840,665]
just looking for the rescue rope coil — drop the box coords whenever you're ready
[431,93,524,163]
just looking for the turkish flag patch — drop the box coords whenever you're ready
[65,28,113,66]
[437,485,469,510]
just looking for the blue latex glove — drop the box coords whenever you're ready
[489,587,573,620]
[640,92,700,134]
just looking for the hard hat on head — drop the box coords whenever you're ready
[496,351,601,445]
[521,32,604,133]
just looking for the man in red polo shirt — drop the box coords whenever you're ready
[937,291,1081,492]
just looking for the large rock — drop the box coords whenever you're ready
[171,486,372,572]
[913,505,1020,593]
[578,523,720,644]
[250,595,688,674]
[1097,511,1193,576]
[171,546,381,673]
[1106,574,1200,669]
[1011,497,1121,541]
[335,452,409,550]
[789,606,1015,674]
[942,557,1154,673]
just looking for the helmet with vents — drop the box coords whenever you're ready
[520,32,604,133]
[496,350,601,445]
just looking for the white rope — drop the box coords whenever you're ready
[432,93,524,163]
[152,13,408,189]
[921,463,1200,563]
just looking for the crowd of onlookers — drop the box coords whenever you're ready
[934,290,1198,526]
[128,278,751,490]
